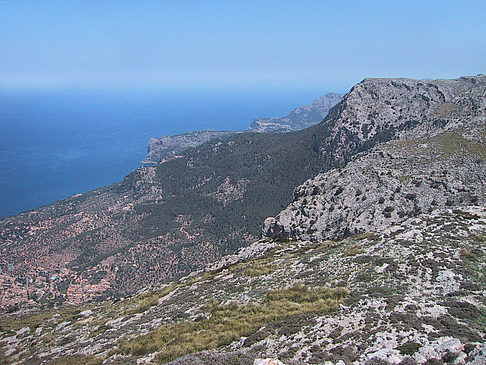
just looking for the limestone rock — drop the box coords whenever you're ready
[253,359,285,365]
[264,75,486,242]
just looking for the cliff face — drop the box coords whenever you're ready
[263,130,486,241]
[263,76,486,241]
[141,130,235,165]
[249,92,343,133]
[1,76,484,309]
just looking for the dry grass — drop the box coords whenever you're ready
[242,261,279,277]
[352,232,380,242]
[460,248,479,261]
[344,245,364,256]
[116,285,348,363]
[395,130,486,159]
[0,305,85,334]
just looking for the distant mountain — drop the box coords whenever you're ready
[249,92,343,133]
[141,130,236,165]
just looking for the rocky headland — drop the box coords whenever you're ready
[141,130,235,165]
[142,92,343,165]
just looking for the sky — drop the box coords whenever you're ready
[1,0,485,92]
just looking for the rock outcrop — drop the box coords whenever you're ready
[249,92,343,133]
[263,128,486,242]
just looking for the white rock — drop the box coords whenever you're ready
[105,316,126,328]
[436,270,459,294]
[5,347,16,356]
[54,321,71,332]
[254,359,285,365]
[16,327,30,336]
[436,337,463,355]
[417,345,439,361]
[136,351,158,364]
[366,348,403,364]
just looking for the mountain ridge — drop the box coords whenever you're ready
[1,75,484,309]
[248,92,343,133]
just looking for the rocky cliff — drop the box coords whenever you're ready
[141,130,235,165]
[263,130,486,242]
[263,76,486,241]
[249,92,343,133]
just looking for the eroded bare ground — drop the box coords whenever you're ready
[1,207,484,364]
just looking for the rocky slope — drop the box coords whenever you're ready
[263,76,486,243]
[249,92,343,133]
[141,130,235,165]
[1,207,485,364]
[263,128,486,242]
[1,75,485,310]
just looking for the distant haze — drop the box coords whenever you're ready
[0,1,485,92]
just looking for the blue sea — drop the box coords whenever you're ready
[0,87,323,218]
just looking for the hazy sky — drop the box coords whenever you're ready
[1,0,485,92]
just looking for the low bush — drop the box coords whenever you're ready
[397,341,421,355]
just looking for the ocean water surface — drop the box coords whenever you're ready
[0,87,324,218]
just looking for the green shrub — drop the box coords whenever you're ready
[397,342,421,355]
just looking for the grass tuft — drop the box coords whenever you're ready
[47,355,103,365]
[460,248,478,261]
